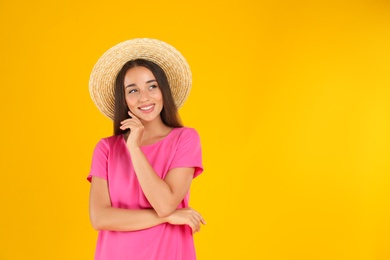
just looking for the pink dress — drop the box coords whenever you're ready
[87,127,203,260]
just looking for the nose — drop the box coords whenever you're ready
[139,90,150,103]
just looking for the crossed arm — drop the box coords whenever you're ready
[89,167,205,233]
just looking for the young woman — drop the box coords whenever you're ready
[87,39,205,260]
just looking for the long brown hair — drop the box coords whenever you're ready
[113,59,183,135]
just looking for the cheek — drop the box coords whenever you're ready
[125,96,137,107]
[155,90,164,102]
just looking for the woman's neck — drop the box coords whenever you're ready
[139,118,173,146]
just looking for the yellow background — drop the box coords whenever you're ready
[1,0,390,259]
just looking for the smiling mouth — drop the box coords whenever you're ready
[139,105,155,111]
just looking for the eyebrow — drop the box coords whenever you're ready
[125,79,157,89]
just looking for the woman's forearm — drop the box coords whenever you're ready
[89,173,204,233]
[91,206,166,231]
[129,147,193,217]
[91,206,206,234]
[89,176,167,231]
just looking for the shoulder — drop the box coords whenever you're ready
[173,126,200,136]
[94,135,122,149]
[172,127,200,140]
[103,134,122,143]
[167,127,201,149]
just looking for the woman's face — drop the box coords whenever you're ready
[123,66,163,123]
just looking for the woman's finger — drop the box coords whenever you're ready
[120,119,143,130]
[121,118,140,125]
[128,110,135,117]
[192,211,206,225]
[119,122,134,130]
[191,215,203,233]
[127,110,141,122]
[197,214,206,225]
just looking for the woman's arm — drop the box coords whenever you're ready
[89,176,164,231]
[89,176,205,232]
[120,113,200,218]
[128,147,195,218]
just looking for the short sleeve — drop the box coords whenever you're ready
[87,138,109,182]
[169,128,203,178]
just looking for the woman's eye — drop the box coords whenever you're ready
[149,84,158,89]
[129,89,137,94]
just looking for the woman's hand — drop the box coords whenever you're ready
[120,111,144,149]
[166,208,206,234]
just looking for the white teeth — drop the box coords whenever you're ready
[140,105,153,111]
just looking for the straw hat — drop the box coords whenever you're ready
[89,38,192,120]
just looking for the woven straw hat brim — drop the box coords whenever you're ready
[89,38,192,120]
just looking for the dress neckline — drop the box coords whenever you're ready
[121,127,178,148]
